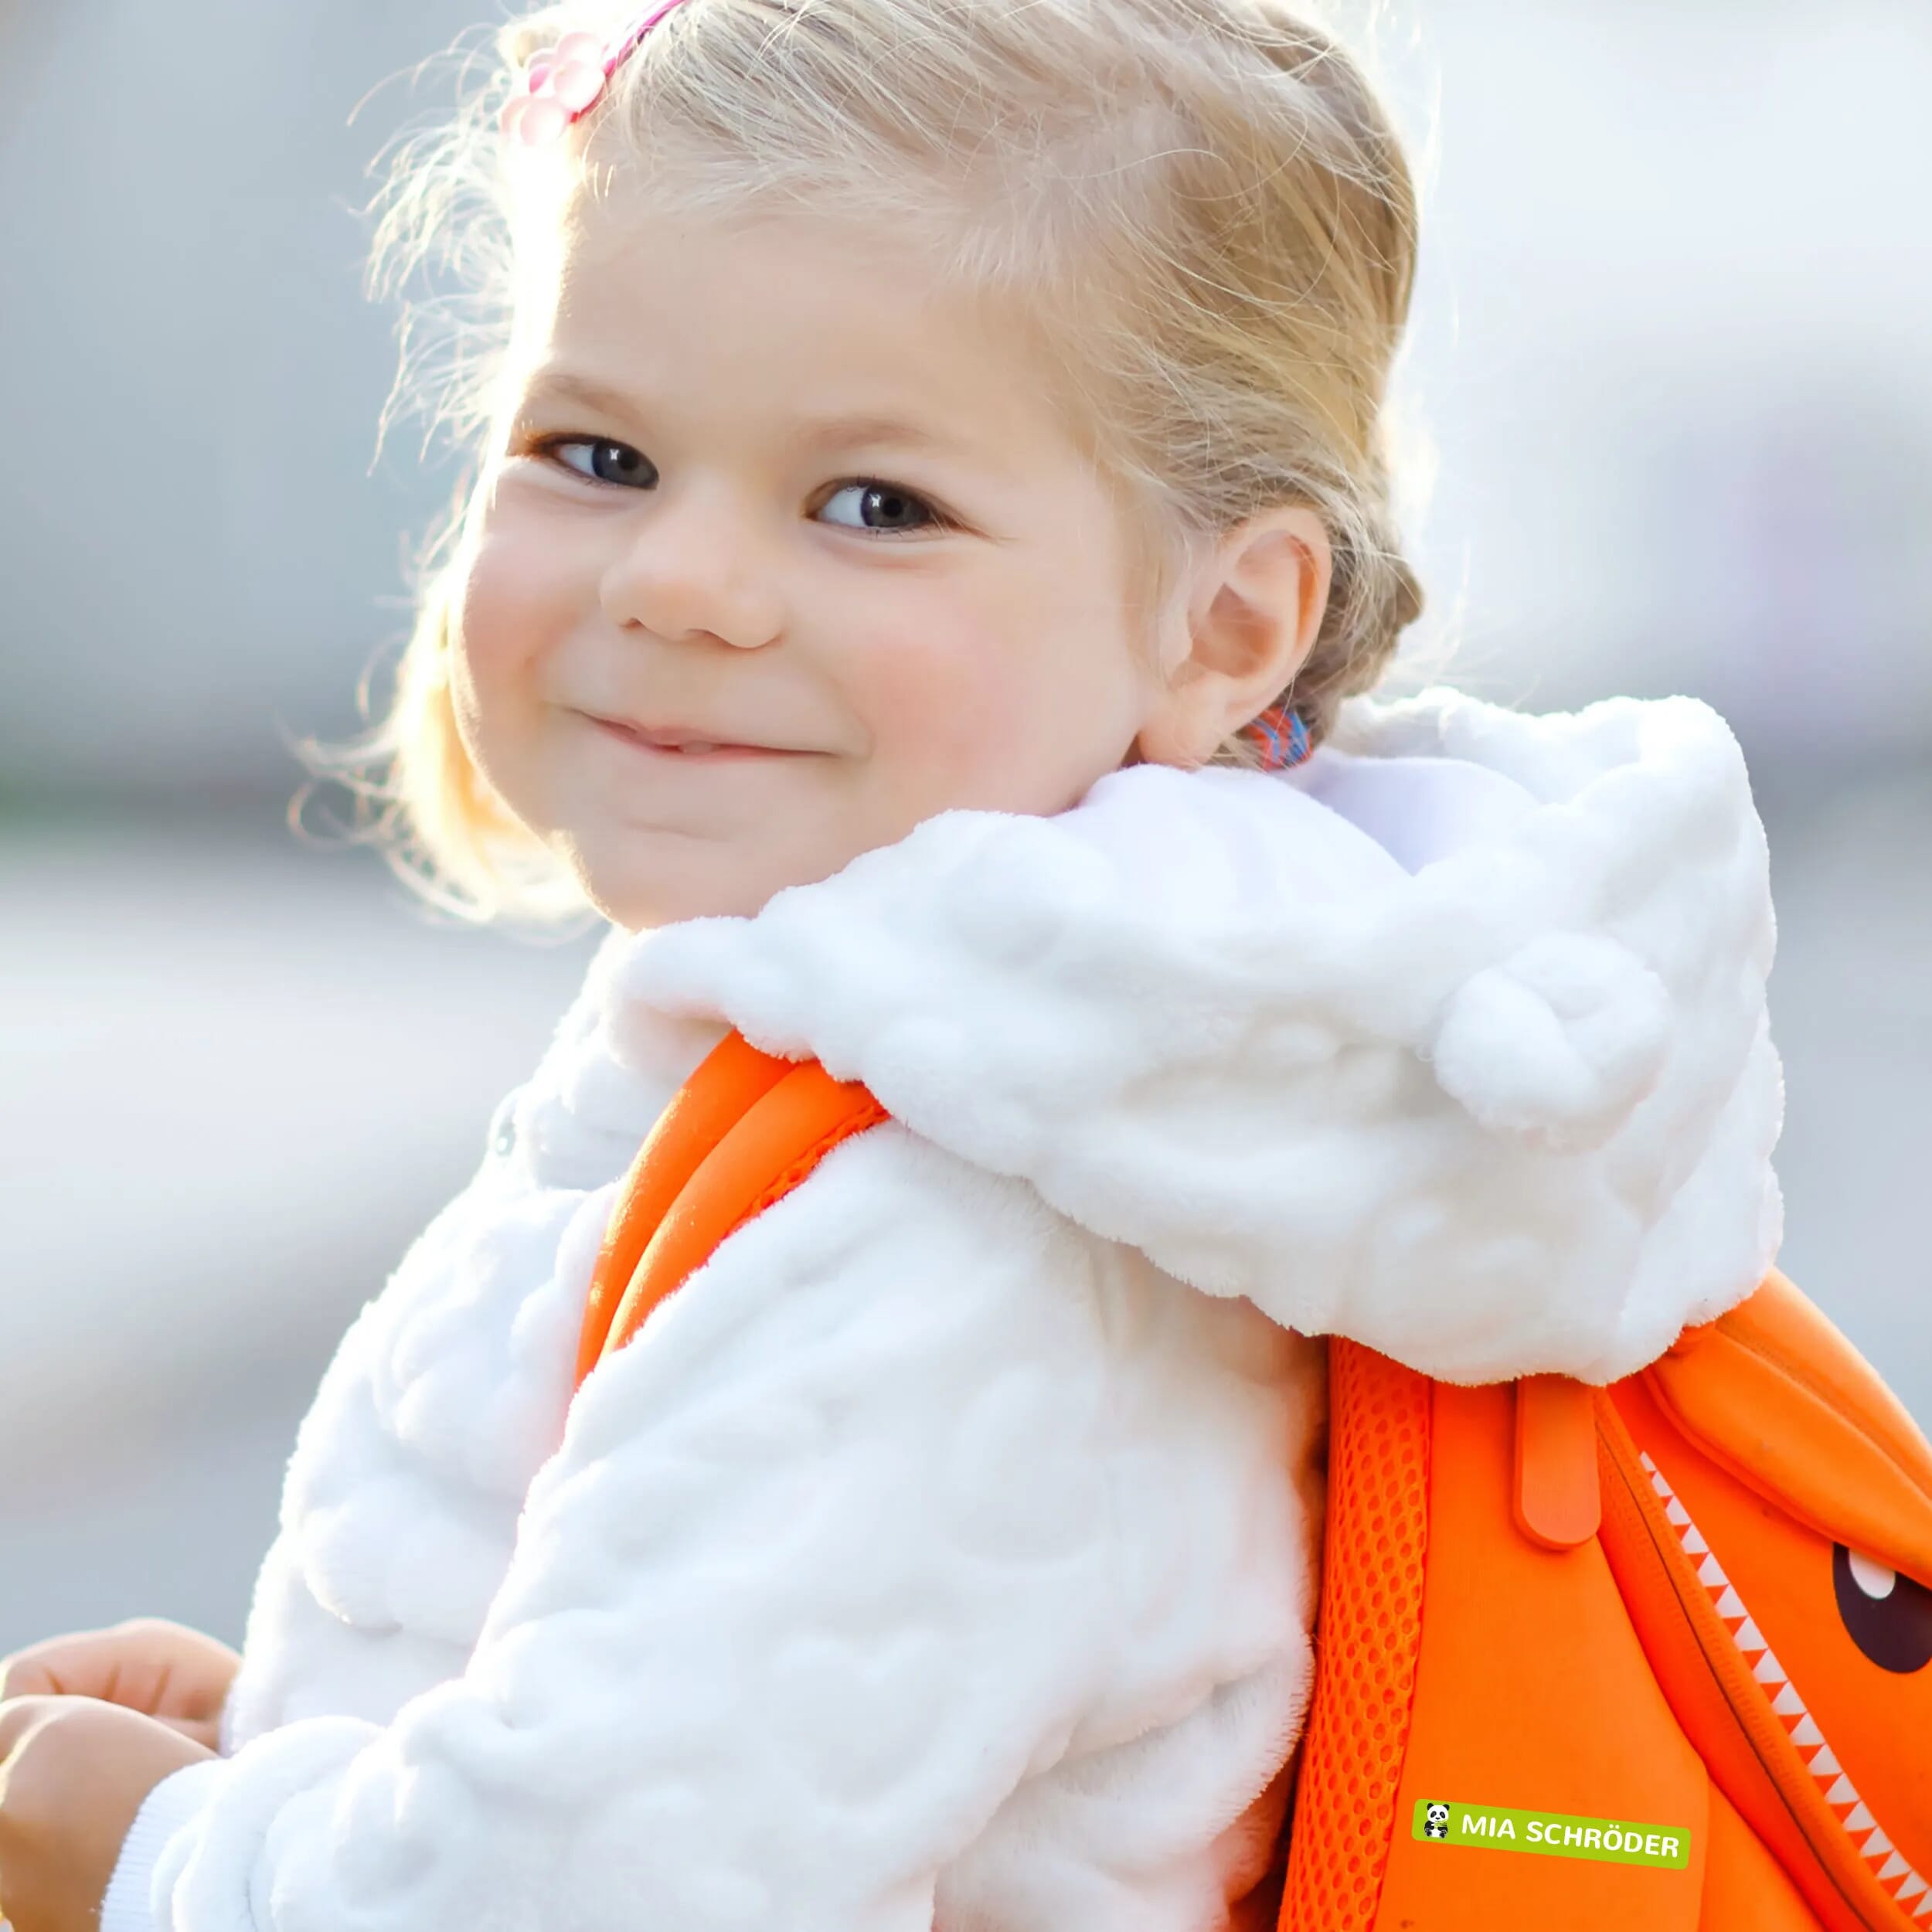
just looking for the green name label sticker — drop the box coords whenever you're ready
[1411,1801,1692,1869]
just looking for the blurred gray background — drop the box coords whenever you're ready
[2,1,1927,1654]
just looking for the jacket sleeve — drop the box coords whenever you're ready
[127,1127,1165,1932]
[100,1763,227,1932]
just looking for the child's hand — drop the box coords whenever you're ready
[0,1696,212,1932]
[0,1620,240,1751]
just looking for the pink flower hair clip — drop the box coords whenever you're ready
[500,0,695,148]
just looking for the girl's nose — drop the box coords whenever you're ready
[598,483,785,651]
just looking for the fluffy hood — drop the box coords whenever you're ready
[621,689,1785,1384]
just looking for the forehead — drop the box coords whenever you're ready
[511,182,1079,465]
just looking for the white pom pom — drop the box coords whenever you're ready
[1430,933,1670,1151]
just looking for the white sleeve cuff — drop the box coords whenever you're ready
[99,1758,230,1932]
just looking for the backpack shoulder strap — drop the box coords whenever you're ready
[574,1029,889,1393]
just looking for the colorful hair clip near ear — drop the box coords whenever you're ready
[500,0,695,148]
[1243,702,1313,772]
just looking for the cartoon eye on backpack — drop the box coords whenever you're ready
[1832,1546,1932,1675]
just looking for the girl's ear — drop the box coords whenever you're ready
[1134,505,1333,769]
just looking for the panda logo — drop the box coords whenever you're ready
[1423,1801,1451,1841]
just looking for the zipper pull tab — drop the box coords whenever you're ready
[1515,1375,1603,1550]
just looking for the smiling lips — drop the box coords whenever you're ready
[588,714,804,760]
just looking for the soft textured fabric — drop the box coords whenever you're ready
[107,690,1783,1932]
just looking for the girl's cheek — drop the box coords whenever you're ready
[444,516,580,811]
[455,516,568,686]
[849,619,1024,791]
[842,577,1138,817]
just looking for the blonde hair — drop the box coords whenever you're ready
[308,0,1423,921]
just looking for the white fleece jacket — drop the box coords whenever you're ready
[104,689,1784,1932]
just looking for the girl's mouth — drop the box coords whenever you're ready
[586,716,806,762]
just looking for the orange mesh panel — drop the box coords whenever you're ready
[1280,1339,1432,1932]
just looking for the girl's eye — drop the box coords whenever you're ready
[818,481,943,536]
[543,437,657,488]
[529,439,944,535]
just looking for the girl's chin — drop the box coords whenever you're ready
[565,845,797,930]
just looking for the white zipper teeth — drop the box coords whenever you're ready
[1638,1451,1930,1922]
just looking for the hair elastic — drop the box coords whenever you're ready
[1242,702,1312,772]
[500,0,694,146]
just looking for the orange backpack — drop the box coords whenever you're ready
[575,1032,1932,1931]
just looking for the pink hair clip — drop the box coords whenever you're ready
[500,0,694,148]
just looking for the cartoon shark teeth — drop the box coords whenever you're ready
[1639,1452,1930,1923]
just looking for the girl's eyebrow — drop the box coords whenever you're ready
[514,369,1007,474]
[512,370,652,431]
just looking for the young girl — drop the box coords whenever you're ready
[0,0,1784,1927]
